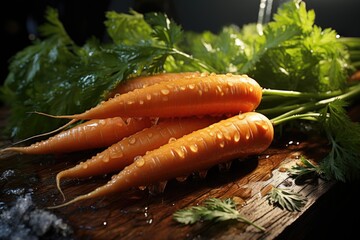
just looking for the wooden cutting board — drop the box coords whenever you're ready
[0,106,358,240]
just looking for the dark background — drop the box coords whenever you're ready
[1,0,359,86]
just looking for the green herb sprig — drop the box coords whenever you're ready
[173,198,265,231]
[266,187,307,212]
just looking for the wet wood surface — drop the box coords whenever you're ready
[0,106,358,240]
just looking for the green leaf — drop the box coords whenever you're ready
[267,187,307,212]
[173,198,265,231]
[318,100,360,182]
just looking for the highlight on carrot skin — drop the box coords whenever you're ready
[36,73,263,120]
[0,117,152,155]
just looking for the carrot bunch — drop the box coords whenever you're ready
[1,72,274,208]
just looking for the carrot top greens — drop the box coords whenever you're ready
[1,1,360,182]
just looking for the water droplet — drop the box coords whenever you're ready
[160,89,170,95]
[219,140,225,148]
[255,120,269,132]
[168,137,177,143]
[110,149,123,159]
[232,197,246,208]
[233,131,240,142]
[129,137,137,145]
[139,100,144,105]
[174,148,185,158]
[188,84,195,89]
[249,86,254,92]
[127,100,134,105]
[135,156,145,167]
[81,162,88,169]
[245,131,251,140]
[260,184,274,197]
[216,132,223,140]
[189,144,198,153]
[238,114,245,120]
[146,94,152,100]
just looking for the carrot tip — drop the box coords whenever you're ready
[56,175,66,202]
[47,193,89,209]
[8,119,79,147]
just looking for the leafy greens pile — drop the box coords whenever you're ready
[1,0,360,182]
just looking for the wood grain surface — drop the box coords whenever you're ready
[0,106,358,240]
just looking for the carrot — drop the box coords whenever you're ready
[0,117,151,155]
[38,73,262,120]
[48,112,274,208]
[55,115,223,200]
[108,72,202,97]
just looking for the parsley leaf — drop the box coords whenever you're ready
[267,187,307,212]
[173,198,265,231]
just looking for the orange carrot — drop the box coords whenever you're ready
[0,117,151,155]
[55,115,223,199]
[109,72,202,97]
[39,74,262,120]
[48,112,274,208]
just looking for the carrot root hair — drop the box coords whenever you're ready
[56,174,66,202]
[47,194,89,209]
[0,118,78,153]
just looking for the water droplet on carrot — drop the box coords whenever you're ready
[129,137,137,145]
[174,148,185,159]
[146,94,152,100]
[188,84,195,89]
[81,162,88,169]
[238,114,245,120]
[245,131,251,140]
[234,131,240,142]
[160,89,170,95]
[189,144,198,153]
[168,137,177,143]
[135,156,145,167]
